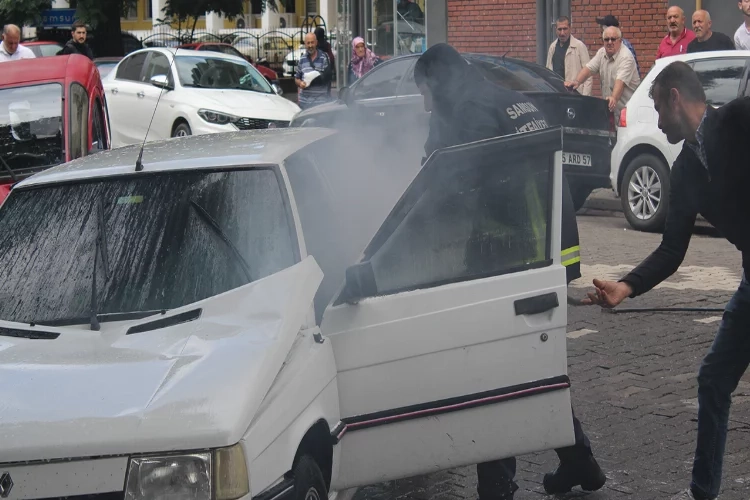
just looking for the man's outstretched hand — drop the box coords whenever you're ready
[581,279,633,308]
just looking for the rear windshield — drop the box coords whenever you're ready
[0,169,297,325]
[468,56,564,93]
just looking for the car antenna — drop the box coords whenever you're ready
[135,47,180,172]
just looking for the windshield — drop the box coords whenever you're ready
[0,169,298,325]
[175,55,273,93]
[0,83,64,180]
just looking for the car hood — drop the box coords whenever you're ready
[179,87,300,119]
[0,257,322,463]
[290,99,347,125]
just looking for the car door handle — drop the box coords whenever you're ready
[111,88,118,94]
[514,292,559,316]
[137,91,145,98]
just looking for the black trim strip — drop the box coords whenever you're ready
[254,477,295,500]
[126,308,201,335]
[0,327,59,340]
[330,375,570,444]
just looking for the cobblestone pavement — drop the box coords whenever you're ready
[354,210,749,500]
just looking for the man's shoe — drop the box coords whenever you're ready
[542,454,606,494]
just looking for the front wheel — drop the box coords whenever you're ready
[172,122,192,138]
[293,455,328,500]
[620,153,670,232]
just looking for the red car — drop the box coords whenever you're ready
[0,54,111,203]
[176,42,280,84]
[22,41,64,58]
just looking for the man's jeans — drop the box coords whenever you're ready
[476,409,592,499]
[691,272,750,499]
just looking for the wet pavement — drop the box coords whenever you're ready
[354,206,749,500]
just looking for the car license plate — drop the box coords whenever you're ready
[562,152,592,167]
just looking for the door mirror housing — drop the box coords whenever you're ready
[272,83,283,95]
[341,261,377,303]
[150,74,173,90]
[338,86,352,106]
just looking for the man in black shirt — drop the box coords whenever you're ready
[583,61,750,500]
[416,43,606,499]
[687,10,735,52]
[58,20,94,60]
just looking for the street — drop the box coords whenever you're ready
[354,194,749,500]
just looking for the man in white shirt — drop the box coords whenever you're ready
[565,26,641,124]
[0,25,36,62]
[735,0,750,49]
[546,16,592,96]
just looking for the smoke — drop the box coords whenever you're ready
[286,104,429,322]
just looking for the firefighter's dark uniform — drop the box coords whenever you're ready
[415,43,603,499]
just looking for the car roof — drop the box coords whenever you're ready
[131,46,245,61]
[16,128,337,188]
[23,41,61,46]
[0,54,93,86]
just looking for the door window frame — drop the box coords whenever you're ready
[351,55,418,101]
[68,82,89,160]
[143,52,175,87]
[689,56,749,106]
[115,51,151,84]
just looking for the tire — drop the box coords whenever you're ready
[620,153,670,232]
[293,455,328,500]
[172,121,192,138]
[570,183,593,212]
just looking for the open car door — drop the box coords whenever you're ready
[321,127,575,490]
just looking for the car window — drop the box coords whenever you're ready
[0,168,298,324]
[116,52,148,82]
[469,58,560,92]
[353,58,413,100]
[39,44,62,57]
[175,54,273,93]
[143,52,173,84]
[68,82,89,160]
[397,60,420,96]
[348,137,554,297]
[692,58,746,107]
[91,98,108,151]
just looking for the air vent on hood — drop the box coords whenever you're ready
[126,308,202,335]
[0,326,59,340]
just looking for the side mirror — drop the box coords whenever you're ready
[338,86,351,105]
[341,261,377,304]
[150,74,173,90]
[272,83,283,95]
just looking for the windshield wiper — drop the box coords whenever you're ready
[0,155,17,182]
[90,196,110,331]
[189,199,253,282]
[32,310,167,328]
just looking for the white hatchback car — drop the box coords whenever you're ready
[0,127,575,500]
[103,48,300,149]
[610,50,750,232]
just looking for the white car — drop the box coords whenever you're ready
[0,127,575,500]
[610,50,750,232]
[103,47,300,149]
[283,45,306,77]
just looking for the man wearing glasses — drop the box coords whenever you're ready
[564,26,641,124]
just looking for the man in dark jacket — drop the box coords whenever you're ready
[58,20,94,60]
[415,43,605,499]
[584,61,750,500]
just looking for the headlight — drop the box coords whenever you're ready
[198,109,240,126]
[125,444,249,500]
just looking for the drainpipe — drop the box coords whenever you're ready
[536,0,546,65]
[696,0,701,9]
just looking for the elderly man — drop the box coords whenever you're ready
[294,32,332,110]
[688,10,735,52]
[546,16,591,96]
[735,0,750,49]
[596,14,641,77]
[0,24,35,62]
[657,6,696,58]
[565,26,640,123]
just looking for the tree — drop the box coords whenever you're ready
[73,0,137,57]
[160,0,275,39]
[0,0,52,28]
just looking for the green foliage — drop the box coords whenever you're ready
[71,0,137,28]
[0,0,52,27]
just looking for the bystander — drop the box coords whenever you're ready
[688,10,735,52]
[57,21,94,60]
[295,32,332,110]
[657,6,695,58]
[0,25,35,62]
[546,16,591,96]
[735,0,750,49]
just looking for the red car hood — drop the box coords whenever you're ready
[255,64,277,80]
[0,183,11,205]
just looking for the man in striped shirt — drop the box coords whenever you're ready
[295,32,332,109]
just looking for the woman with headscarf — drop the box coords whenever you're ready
[347,37,381,83]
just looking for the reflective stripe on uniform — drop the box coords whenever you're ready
[561,245,580,267]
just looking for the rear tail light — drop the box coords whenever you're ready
[618,108,627,127]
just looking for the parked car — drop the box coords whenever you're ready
[176,42,282,86]
[291,53,616,210]
[0,54,110,203]
[0,125,575,499]
[22,40,64,57]
[283,44,306,76]
[93,56,123,79]
[102,48,299,148]
[610,50,750,232]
